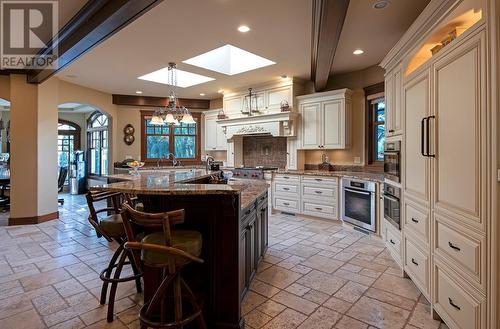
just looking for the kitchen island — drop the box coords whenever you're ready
[93,170,269,329]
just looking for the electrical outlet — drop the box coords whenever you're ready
[354,157,361,164]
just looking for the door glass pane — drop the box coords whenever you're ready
[101,148,108,175]
[147,136,169,159]
[376,125,385,161]
[174,136,196,158]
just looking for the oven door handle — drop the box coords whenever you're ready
[344,187,371,196]
[383,194,399,203]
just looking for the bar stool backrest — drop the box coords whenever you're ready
[86,190,123,241]
[120,203,203,268]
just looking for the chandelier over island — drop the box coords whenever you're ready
[150,62,196,125]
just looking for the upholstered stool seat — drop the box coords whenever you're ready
[99,214,126,237]
[141,231,202,266]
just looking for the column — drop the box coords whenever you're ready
[9,75,59,225]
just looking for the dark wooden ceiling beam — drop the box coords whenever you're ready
[112,94,210,110]
[26,0,164,84]
[311,0,349,92]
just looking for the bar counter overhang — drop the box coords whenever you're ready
[93,170,269,329]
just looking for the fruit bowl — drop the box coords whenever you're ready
[127,161,145,175]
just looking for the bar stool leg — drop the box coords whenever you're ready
[126,249,143,293]
[174,273,183,324]
[181,278,207,329]
[100,243,124,305]
[107,250,128,322]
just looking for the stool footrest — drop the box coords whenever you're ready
[100,261,142,283]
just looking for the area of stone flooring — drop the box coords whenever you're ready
[0,194,448,329]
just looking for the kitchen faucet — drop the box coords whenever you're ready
[206,155,215,172]
[157,153,178,168]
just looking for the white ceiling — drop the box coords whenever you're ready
[332,0,430,74]
[56,0,430,98]
[57,0,312,99]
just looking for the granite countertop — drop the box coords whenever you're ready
[93,169,268,210]
[274,169,384,182]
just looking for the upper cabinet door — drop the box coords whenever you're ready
[215,122,227,150]
[432,31,486,231]
[392,69,403,135]
[224,96,243,115]
[322,100,343,149]
[300,102,321,149]
[204,115,217,151]
[386,66,403,137]
[266,85,292,112]
[404,69,431,205]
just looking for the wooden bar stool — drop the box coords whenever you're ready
[121,203,207,329]
[86,191,143,322]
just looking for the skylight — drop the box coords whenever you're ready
[138,68,215,88]
[183,44,276,76]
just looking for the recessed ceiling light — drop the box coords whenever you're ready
[135,91,143,94]
[218,89,225,94]
[183,44,275,76]
[66,74,77,78]
[199,93,206,96]
[373,0,390,9]
[138,68,215,88]
[238,25,250,33]
[353,49,364,55]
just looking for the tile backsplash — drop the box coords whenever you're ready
[243,136,287,169]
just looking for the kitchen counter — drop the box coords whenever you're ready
[96,169,268,210]
[274,169,384,182]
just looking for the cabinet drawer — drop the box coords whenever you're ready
[302,186,337,199]
[274,198,299,212]
[385,226,402,258]
[435,219,482,282]
[302,201,336,218]
[302,176,338,186]
[274,174,300,183]
[404,237,429,295]
[434,265,484,329]
[404,202,429,243]
[275,183,299,194]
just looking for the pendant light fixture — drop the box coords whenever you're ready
[150,63,196,125]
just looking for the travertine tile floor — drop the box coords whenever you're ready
[0,194,449,329]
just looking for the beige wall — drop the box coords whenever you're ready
[0,76,10,101]
[115,106,143,161]
[209,98,223,110]
[303,65,385,165]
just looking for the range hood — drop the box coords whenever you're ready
[217,112,300,139]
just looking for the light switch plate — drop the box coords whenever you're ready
[354,157,361,164]
[497,169,500,182]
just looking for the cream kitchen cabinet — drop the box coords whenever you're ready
[385,65,403,137]
[203,110,227,151]
[297,89,352,150]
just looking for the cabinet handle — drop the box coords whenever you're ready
[390,239,395,245]
[411,218,419,223]
[448,241,461,251]
[427,115,436,157]
[315,191,323,194]
[389,129,395,133]
[283,202,290,206]
[421,117,427,157]
[448,297,461,311]
[411,258,419,266]
[315,178,322,182]
[283,187,290,191]
[283,176,289,179]
[315,207,323,211]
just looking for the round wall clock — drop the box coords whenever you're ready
[123,124,135,135]
[124,134,135,145]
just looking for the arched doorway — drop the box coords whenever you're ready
[87,111,109,176]
[57,119,81,184]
